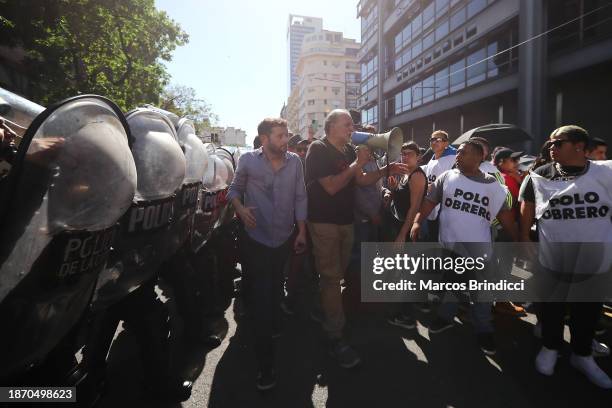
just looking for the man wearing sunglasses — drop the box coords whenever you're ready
[519,125,612,389]
[423,130,457,241]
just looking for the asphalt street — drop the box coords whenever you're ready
[97,274,612,408]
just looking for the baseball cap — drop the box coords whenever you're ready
[493,148,523,163]
[288,134,303,147]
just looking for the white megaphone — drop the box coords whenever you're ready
[351,127,404,162]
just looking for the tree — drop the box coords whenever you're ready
[0,0,188,110]
[159,84,218,134]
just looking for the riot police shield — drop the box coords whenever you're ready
[91,108,186,311]
[191,144,235,252]
[0,95,137,380]
[171,118,208,253]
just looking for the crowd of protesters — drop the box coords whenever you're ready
[227,109,611,391]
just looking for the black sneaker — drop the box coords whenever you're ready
[387,314,416,329]
[256,369,276,391]
[428,317,454,334]
[280,298,295,316]
[329,339,361,369]
[477,333,496,356]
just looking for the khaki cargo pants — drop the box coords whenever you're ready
[307,222,354,339]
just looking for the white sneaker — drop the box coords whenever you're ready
[535,346,558,376]
[592,339,611,357]
[570,354,612,389]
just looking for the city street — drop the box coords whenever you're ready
[98,275,612,408]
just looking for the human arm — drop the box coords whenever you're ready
[294,159,308,252]
[227,155,256,228]
[355,161,410,186]
[396,172,427,243]
[409,199,437,242]
[497,208,519,242]
[518,175,536,242]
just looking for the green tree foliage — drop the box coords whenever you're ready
[160,84,218,134]
[0,0,188,109]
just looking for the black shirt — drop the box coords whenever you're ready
[305,138,356,225]
[390,167,426,222]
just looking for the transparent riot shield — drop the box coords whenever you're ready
[172,118,208,253]
[191,144,235,252]
[0,95,137,380]
[91,108,185,311]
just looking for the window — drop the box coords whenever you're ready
[402,23,412,47]
[450,6,466,31]
[423,3,435,30]
[466,24,477,38]
[435,19,449,41]
[362,105,378,125]
[424,53,432,64]
[324,99,328,104]
[466,47,486,86]
[412,82,423,107]
[395,56,403,72]
[442,39,451,52]
[436,0,450,18]
[402,87,412,111]
[395,93,402,115]
[453,33,464,46]
[323,60,327,66]
[412,41,422,58]
[422,31,435,50]
[332,87,340,95]
[307,99,315,106]
[434,47,442,59]
[422,74,435,103]
[450,59,465,92]
[467,0,487,19]
[412,13,422,37]
[487,36,510,77]
[435,66,449,98]
[395,32,403,53]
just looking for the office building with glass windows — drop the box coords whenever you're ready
[356,0,612,148]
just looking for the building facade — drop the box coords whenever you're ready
[287,30,361,139]
[288,15,324,93]
[201,126,247,147]
[356,0,612,149]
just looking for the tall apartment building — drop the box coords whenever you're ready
[288,15,323,92]
[287,30,361,139]
[356,0,612,149]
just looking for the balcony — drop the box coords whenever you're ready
[357,31,378,62]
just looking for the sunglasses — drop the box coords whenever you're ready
[549,139,571,149]
[430,137,447,144]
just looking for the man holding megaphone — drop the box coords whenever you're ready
[305,109,409,368]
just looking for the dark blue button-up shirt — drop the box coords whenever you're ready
[227,148,307,248]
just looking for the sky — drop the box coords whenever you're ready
[155,0,361,145]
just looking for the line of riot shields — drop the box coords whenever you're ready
[0,88,242,403]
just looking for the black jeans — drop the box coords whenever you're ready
[540,302,602,355]
[241,233,291,370]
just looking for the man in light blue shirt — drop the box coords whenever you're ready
[227,117,307,391]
